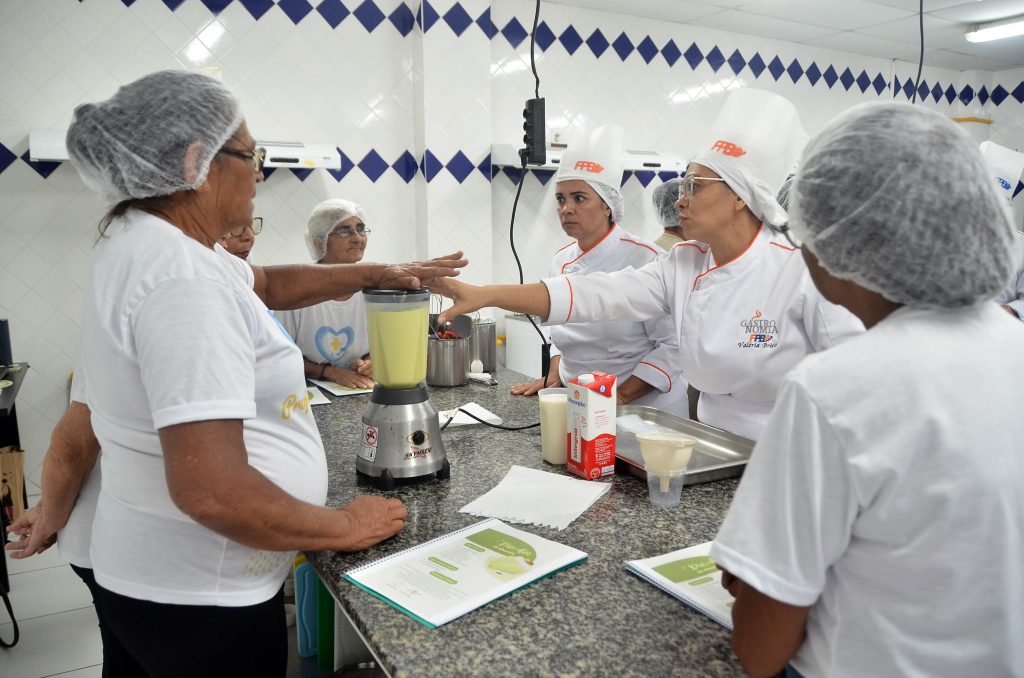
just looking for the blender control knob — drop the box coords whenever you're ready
[411,430,426,445]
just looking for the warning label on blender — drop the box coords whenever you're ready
[363,425,378,447]
[360,446,376,461]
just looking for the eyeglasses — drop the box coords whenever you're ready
[218,145,266,173]
[678,174,728,199]
[224,217,263,239]
[328,223,370,238]
[773,223,802,249]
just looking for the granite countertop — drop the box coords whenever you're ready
[307,370,743,677]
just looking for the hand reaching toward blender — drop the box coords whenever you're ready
[373,251,468,291]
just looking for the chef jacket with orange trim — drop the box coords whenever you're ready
[547,224,688,413]
[542,225,864,440]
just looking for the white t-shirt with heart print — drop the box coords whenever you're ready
[276,294,370,370]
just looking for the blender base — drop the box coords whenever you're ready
[358,384,449,487]
[358,458,451,491]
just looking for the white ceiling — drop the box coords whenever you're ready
[549,0,1024,71]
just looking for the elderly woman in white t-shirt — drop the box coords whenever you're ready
[12,70,464,676]
[277,200,374,389]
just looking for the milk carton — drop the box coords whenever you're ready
[567,372,617,480]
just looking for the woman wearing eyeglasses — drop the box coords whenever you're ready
[218,216,262,262]
[25,70,465,676]
[276,200,375,390]
[435,90,862,441]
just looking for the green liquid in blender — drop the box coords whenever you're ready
[367,305,428,389]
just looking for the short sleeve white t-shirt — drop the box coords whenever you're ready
[56,368,98,569]
[711,304,1024,677]
[78,210,327,606]
[276,294,369,369]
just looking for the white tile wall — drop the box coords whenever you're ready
[488,0,1024,300]
[0,0,1022,475]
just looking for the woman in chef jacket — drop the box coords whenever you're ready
[511,124,687,410]
[437,89,863,440]
[276,199,374,389]
[711,102,1024,678]
[981,141,1024,319]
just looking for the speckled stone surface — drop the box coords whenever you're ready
[306,370,743,678]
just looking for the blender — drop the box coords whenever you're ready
[358,289,449,489]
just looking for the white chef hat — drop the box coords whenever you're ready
[556,124,626,223]
[691,88,807,228]
[979,141,1024,206]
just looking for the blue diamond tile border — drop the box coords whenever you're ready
[0,143,17,175]
[636,36,658,64]
[559,26,583,55]
[535,21,556,51]
[726,49,744,75]
[475,7,496,39]
[612,32,634,61]
[501,17,528,48]
[317,0,349,29]
[240,0,274,19]
[278,0,314,24]
[705,46,725,72]
[326,149,355,182]
[2,4,1023,187]
[442,3,472,36]
[446,151,475,183]
[389,4,414,35]
[20,151,61,179]
[130,0,1024,113]
[392,151,418,183]
[586,29,609,58]
[353,0,385,32]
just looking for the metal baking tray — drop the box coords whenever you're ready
[615,405,754,485]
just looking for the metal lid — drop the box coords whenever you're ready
[363,288,430,303]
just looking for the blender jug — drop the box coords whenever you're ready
[364,289,430,389]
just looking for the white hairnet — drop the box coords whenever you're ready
[791,102,1018,308]
[306,198,369,261]
[586,180,625,223]
[66,70,243,205]
[691,89,807,228]
[653,179,683,228]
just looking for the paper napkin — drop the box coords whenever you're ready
[438,402,502,427]
[459,465,611,530]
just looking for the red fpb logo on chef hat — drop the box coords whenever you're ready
[573,160,604,173]
[710,140,746,157]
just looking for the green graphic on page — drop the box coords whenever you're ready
[466,529,538,562]
[466,529,538,582]
[653,556,717,584]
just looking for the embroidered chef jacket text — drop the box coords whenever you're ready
[543,225,864,440]
[548,225,687,412]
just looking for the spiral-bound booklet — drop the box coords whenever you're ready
[625,541,735,629]
[343,518,587,628]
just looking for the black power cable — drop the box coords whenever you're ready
[508,0,552,384]
[440,407,539,432]
[911,0,924,103]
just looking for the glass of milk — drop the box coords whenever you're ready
[538,387,568,464]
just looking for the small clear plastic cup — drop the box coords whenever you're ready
[646,469,686,508]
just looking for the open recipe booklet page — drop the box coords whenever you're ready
[625,541,735,629]
[343,519,587,628]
